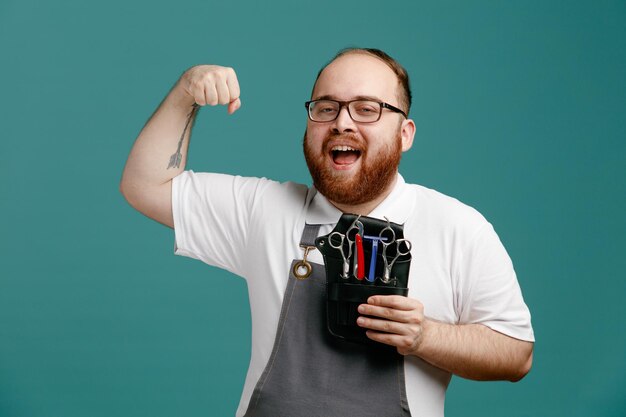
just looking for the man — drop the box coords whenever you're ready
[120,48,534,417]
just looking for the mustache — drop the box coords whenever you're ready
[322,132,364,151]
[325,132,360,142]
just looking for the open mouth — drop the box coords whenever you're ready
[330,145,362,166]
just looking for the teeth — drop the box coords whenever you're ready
[331,145,358,152]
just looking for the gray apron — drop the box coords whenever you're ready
[243,224,412,417]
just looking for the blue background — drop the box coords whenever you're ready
[1,1,624,416]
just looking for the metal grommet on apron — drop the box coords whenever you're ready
[244,224,412,417]
[292,246,313,280]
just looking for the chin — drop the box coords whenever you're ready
[303,129,402,205]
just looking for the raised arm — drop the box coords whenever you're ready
[119,65,241,227]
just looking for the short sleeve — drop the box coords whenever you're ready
[171,170,269,276]
[457,223,535,342]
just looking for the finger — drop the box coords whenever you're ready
[204,83,219,106]
[357,316,410,335]
[228,97,241,114]
[192,85,206,106]
[225,68,241,102]
[358,303,417,323]
[365,330,419,354]
[214,77,231,105]
[368,295,420,311]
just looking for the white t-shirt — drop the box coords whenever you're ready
[172,171,534,417]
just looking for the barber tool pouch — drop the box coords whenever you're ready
[315,213,411,345]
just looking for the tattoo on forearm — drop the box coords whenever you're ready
[168,103,200,169]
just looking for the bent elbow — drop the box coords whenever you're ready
[119,180,134,206]
[119,172,133,201]
[119,180,128,200]
[509,348,533,382]
[119,179,142,211]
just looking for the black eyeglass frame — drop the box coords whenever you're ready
[304,99,408,123]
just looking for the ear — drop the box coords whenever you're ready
[400,118,416,152]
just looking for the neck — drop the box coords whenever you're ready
[329,175,398,216]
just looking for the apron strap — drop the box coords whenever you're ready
[300,223,321,246]
[292,224,322,280]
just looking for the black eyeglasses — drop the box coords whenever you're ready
[305,99,407,123]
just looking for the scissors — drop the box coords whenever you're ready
[329,216,364,279]
[378,217,412,283]
[345,217,364,279]
[328,231,351,279]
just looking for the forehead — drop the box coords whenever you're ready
[312,53,399,104]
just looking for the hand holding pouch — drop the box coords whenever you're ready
[315,214,411,345]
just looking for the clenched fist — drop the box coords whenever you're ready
[179,65,241,114]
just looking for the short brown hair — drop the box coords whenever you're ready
[312,47,412,115]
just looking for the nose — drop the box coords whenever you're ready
[331,105,356,133]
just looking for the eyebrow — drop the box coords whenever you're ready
[313,94,383,102]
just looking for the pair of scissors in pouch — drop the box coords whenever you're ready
[329,216,364,279]
[378,217,412,283]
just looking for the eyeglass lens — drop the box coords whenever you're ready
[309,100,381,122]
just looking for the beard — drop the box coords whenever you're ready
[303,130,402,206]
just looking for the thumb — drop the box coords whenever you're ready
[227,98,241,114]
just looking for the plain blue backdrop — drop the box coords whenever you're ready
[1,1,624,416]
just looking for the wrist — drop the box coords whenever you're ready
[168,81,197,110]
[413,317,437,357]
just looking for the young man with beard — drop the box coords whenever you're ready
[120,48,534,417]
